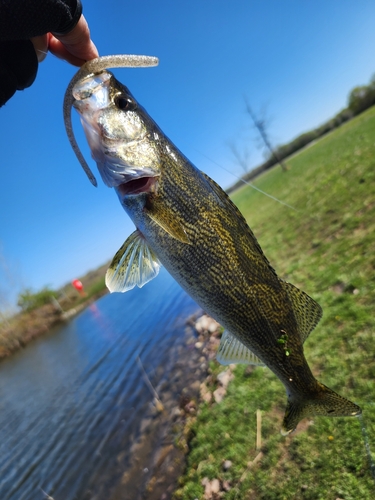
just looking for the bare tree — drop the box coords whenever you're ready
[244,98,288,172]
[227,139,252,174]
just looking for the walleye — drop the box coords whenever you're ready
[64,55,361,434]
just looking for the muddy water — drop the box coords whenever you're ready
[0,269,200,500]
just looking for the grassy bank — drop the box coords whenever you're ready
[175,106,375,499]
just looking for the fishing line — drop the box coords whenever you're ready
[358,410,375,483]
[194,149,300,212]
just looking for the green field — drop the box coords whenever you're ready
[175,107,375,499]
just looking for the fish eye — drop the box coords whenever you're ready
[115,95,136,111]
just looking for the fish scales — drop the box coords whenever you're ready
[137,144,314,385]
[65,56,361,434]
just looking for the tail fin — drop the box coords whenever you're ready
[281,382,361,435]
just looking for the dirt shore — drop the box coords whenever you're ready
[0,291,107,360]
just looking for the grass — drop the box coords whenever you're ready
[174,107,375,499]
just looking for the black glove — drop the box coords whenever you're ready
[0,0,82,106]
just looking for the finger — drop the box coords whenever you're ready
[48,35,86,66]
[51,15,99,63]
[30,35,48,62]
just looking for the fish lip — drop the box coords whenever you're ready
[117,175,158,196]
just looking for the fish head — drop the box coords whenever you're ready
[72,71,160,193]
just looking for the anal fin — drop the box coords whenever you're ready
[216,330,264,366]
[106,230,161,293]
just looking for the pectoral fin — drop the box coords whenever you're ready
[106,230,161,293]
[146,202,190,244]
[217,330,264,366]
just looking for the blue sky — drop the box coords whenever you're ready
[1,1,375,311]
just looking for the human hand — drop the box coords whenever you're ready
[31,15,98,67]
[0,3,99,107]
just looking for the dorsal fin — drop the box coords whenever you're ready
[200,171,279,278]
[281,281,323,343]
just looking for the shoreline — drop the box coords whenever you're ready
[0,290,108,361]
[116,312,233,500]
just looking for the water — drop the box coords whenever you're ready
[0,269,199,500]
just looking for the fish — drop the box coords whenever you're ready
[64,55,361,434]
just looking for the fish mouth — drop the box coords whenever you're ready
[117,175,158,196]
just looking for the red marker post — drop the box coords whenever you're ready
[72,279,85,296]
